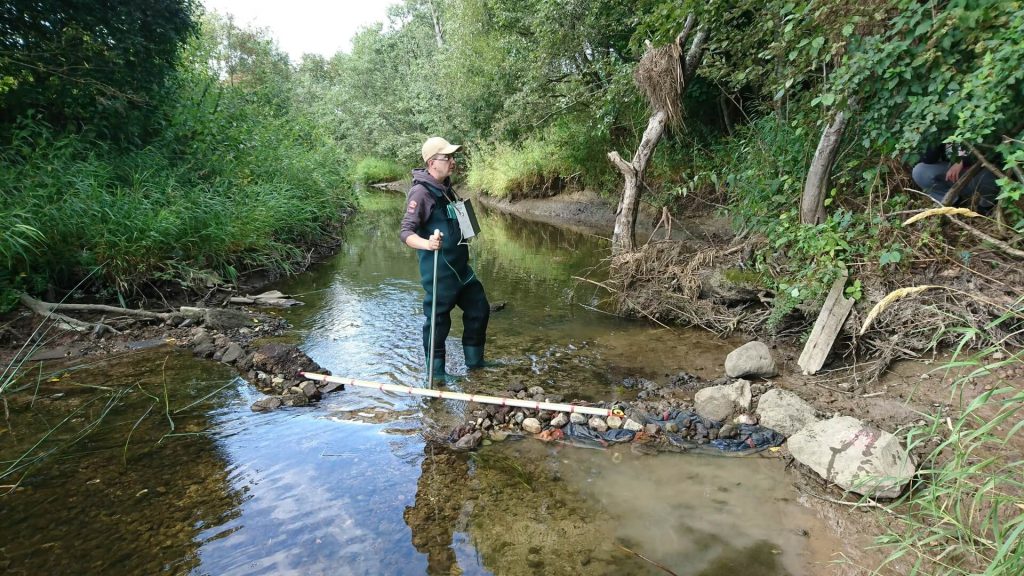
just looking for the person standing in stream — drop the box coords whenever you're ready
[399,136,492,383]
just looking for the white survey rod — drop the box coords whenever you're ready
[300,372,614,417]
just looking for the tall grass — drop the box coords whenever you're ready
[0,117,354,297]
[465,115,615,199]
[352,157,406,185]
[873,301,1024,575]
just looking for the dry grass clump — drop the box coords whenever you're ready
[635,43,684,123]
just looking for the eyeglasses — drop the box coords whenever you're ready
[431,155,455,163]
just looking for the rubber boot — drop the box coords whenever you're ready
[429,357,461,385]
[464,345,500,370]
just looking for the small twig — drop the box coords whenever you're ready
[798,488,897,515]
[947,217,1024,259]
[615,543,679,576]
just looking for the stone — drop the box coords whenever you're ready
[489,430,509,442]
[588,417,608,433]
[570,413,587,425]
[204,308,252,331]
[281,393,309,407]
[718,424,736,439]
[522,418,543,434]
[725,341,778,378]
[250,397,282,412]
[606,415,623,429]
[623,418,644,432]
[454,431,483,451]
[221,343,244,364]
[192,342,216,358]
[527,386,545,397]
[756,388,819,437]
[320,381,343,394]
[788,416,916,498]
[550,413,569,428]
[694,379,752,422]
[644,423,660,437]
[300,381,321,400]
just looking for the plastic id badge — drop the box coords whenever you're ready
[447,199,481,239]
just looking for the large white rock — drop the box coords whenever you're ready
[725,341,777,378]
[756,388,818,437]
[694,379,752,422]
[788,416,915,498]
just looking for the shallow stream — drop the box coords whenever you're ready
[0,192,842,575]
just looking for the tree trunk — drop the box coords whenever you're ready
[608,16,707,255]
[610,110,669,253]
[801,110,847,225]
[426,0,444,48]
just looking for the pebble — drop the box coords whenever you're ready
[522,418,542,434]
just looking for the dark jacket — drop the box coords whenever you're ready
[399,168,474,288]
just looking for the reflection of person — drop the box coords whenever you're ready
[400,137,490,383]
[403,445,469,574]
[912,141,999,212]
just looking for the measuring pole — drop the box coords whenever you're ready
[427,229,440,389]
[301,372,615,418]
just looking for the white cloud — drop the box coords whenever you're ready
[201,0,398,61]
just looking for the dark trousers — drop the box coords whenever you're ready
[422,278,489,358]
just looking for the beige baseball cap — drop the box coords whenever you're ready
[421,136,461,163]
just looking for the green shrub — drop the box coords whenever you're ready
[352,157,406,185]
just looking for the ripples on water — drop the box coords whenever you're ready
[0,193,841,575]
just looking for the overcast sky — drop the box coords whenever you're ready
[201,0,398,61]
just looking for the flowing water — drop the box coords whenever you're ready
[0,192,844,575]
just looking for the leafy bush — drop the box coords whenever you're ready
[352,157,406,185]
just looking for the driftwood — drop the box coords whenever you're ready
[801,110,847,225]
[19,294,136,335]
[228,290,304,308]
[797,273,855,375]
[609,14,707,254]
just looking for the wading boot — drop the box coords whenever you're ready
[428,357,462,385]
[464,345,500,370]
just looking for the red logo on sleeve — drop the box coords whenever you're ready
[407,200,417,213]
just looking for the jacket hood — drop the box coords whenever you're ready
[411,167,450,191]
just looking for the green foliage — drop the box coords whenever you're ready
[0,15,354,295]
[352,157,407,185]
[0,0,200,143]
